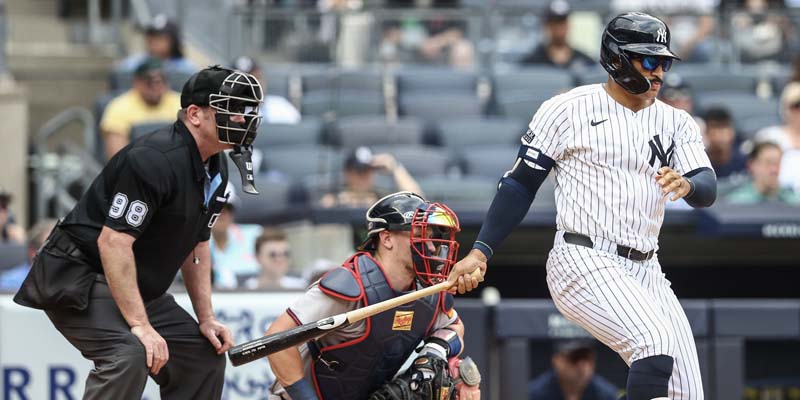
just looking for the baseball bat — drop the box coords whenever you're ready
[228,269,482,367]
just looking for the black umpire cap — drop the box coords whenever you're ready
[180,66,233,108]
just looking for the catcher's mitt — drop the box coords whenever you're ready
[368,355,455,400]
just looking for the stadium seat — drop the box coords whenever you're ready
[696,93,780,129]
[254,118,324,149]
[395,67,478,95]
[493,67,574,96]
[261,145,343,182]
[108,68,134,91]
[737,115,781,140]
[418,176,497,208]
[130,121,172,141]
[370,145,452,178]
[399,94,484,119]
[262,66,292,98]
[165,70,193,91]
[333,92,385,117]
[495,93,550,121]
[677,66,758,94]
[459,144,518,179]
[436,117,527,151]
[337,68,384,93]
[234,177,295,223]
[0,243,27,272]
[576,67,610,86]
[333,116,424,148]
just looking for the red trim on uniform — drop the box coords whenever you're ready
[310,362,325,400]
[424,293,444,335]
[286,308,302,326]
[363,252,399,291]
[318,267,363,302]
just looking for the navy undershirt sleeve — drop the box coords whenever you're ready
[473,146,554,259]
[683,167,716,208]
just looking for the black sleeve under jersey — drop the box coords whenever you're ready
[683,167,716,208]
[104,147,173,237]
[473,145,555,259]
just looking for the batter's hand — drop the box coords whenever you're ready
[656,167,691,201]
[200,318,234,355]
[447,249,487,295]
[131,324,169,375]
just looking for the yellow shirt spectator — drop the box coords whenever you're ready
[100,57,182,160]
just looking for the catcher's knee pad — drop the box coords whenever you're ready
[626,355,673,400]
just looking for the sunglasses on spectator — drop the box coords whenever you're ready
[633,55,673,72]
[788,101,800,110]
[268,250,291,259]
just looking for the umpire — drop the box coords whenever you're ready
[14,65,264,399]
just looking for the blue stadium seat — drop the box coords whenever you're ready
[696,93,779,132]
[436,117,527,150]
[418,176,497,209]
[459,144,518,179]
[399,94,484,119]
[254,118,324,149]
[370,145,452,178]
[333,116,424,148]
[495,93,550,121]
[130,121,172,141]
[234,177,295,223]
[493,67,574,95]
[676,65,758,94]
[261,145,343,182]
[0,243,27,272]
[395,67,478,95]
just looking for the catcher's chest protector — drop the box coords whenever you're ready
[312,253,443,400]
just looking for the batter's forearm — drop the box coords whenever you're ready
[98,227,149,327]
[473,177,536,259]
[683,167,717,208]
[181,241,215,323]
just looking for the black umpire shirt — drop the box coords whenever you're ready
[60,120,229,300]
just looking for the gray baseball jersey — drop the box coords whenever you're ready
[269,284,459,398]
[524,84,711,400]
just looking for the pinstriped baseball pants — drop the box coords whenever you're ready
[546,231,704,400]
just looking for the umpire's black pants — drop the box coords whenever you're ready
[45,276,226,400]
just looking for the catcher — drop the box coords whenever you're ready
[266,192,481,400]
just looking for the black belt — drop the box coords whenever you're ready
[563,232,654,261]
[43,226,85,259]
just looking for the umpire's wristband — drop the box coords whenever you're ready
[285,378,319,400]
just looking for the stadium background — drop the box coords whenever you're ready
[0,0,799,398]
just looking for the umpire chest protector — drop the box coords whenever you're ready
[310,252,453,400]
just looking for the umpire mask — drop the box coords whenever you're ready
[410,202,461,287]
[211,69,263,194]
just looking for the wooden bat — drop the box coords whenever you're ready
[228,269,482,367]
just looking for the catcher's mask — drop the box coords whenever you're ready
[358,192,461,286]
[182,66,264,194]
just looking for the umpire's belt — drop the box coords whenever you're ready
[563,232,654,261]
[44,227,85,259]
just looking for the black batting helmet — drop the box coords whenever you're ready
[600,12,680,95]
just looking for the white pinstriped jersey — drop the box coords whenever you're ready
[522,84,712,252]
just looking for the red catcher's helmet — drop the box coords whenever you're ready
[410,201,461,286]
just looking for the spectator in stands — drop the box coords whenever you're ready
[659,74,695,115]
[0,219,56,291]
[528,340,618,400]
[210,186,263,289]
[703,106,747,178]
[319,146,424,208]
[725,142,800,204]
[231,56,301,124]
[418,20,476,69]
[244,228,306,289]
[100,58,182,160]
[520,1,593,71]
[117,14,197,75]
[0,189,24,244]
[731,0,792,63]
[756,81,800,193]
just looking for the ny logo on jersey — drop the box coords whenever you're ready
[648,135,675,168]
[656,28,667,44]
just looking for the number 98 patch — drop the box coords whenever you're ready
[108,192,149,227]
